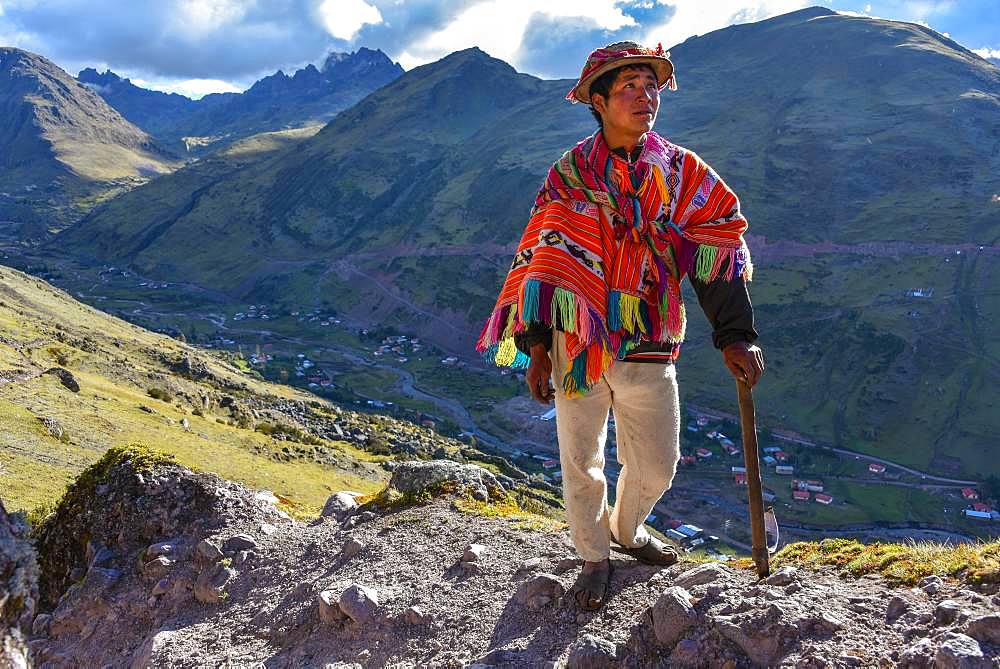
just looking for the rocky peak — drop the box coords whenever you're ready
[76,67,125,88]
[9,447,1000,667]
[322,47,402,80]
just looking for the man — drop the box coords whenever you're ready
[477,42,763,610]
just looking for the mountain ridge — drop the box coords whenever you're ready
[76,48,404,155]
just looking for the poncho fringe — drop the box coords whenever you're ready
[477,130,752,396]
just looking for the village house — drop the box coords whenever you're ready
[815,493,834,505]
[676,524,704,540]
[792,490,811,501]
[665,528,687,542]
[775,465,795,475]
[696,448,713,459]
[869,463,886,474]
[961,488,980,501]
[963,510,993,520]
[792,479,824,493]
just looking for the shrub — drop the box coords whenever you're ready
[147,387,174,403]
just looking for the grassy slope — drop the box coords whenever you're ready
[0,265,388,514]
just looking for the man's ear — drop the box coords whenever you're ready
[591,93,606,117]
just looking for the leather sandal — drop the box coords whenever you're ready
[611,535,679,566]
[570,560,612,611]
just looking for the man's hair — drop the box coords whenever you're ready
[587,63,658,128]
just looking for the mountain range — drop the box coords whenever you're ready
[0,47,178,230]
[77,48,403,154]
[4,7,1000,482]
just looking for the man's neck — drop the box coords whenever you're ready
[602,128,647,155]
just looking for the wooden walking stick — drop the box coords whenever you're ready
[737,378,771,578]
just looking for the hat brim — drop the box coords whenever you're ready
[567,56,674,104]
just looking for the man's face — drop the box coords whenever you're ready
[594,66,660,138]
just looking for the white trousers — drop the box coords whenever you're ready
[550,333,681,562]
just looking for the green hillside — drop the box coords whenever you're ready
[0,264,549,518]
[43,7,1000,479]
[0,47,179,231]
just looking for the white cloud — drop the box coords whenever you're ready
[394,0,827,73]
[901,1,955,20]
[132,76,244,99]
[641,0,810,53]
[973,47,1000,59]
[397,0,636,70]
[317,0,383,41]
[864,3,871,12]
[170,0,251,37]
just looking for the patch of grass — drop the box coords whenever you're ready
[759,538,1000,586]
[453,491,564,532]
[361,480,459,511]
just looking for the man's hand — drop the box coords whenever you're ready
[723,341,764,387]
[525,343,555,404]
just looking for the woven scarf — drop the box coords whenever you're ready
[477,130,752,396]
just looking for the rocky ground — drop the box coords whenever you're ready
[3,450,1000,668]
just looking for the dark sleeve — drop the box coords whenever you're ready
[514,321,553,354]
[689,265,758,351]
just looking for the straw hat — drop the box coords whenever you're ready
[566,41,676,104]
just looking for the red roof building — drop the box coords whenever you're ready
[680,455,697,465]
[792,490,811,501]
[815,493,834,505]
[696,448,713,458]
[734,472,747,485]
[962,488,980,500]
[868,463,886,474]
[973,502,993,513]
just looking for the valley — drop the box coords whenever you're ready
[3,236,994,549]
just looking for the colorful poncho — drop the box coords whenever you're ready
[477,130,752,396]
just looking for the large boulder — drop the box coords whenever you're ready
[384,460,505,502]
[0,500,38,669]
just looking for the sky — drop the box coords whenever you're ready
[0,0,996,98]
